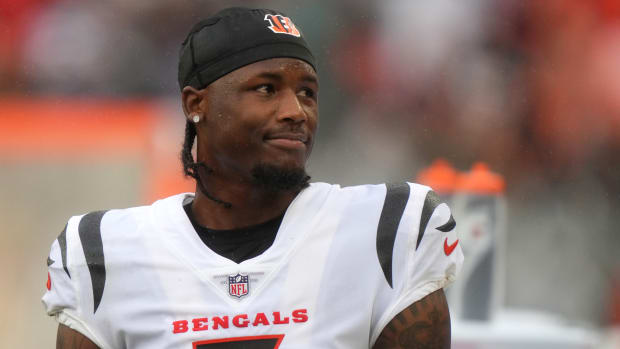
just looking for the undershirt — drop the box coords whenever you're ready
[183,202,284,264]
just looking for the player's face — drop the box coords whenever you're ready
[198,58,319,181]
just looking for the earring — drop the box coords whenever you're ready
[192,114,200,123]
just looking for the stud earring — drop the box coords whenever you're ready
[192,114,200,123]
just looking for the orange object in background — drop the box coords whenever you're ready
[418,158,507,322]
[0,98,154,159]
[416,158,459,194]
[456,162,506,194]
[416,159,506,195]
[0,97,194,203]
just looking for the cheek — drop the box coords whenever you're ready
[306,108,319,131]
[218,122,262,153]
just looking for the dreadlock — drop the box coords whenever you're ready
[180,121,232,208]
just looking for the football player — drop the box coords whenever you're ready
[44,7,463,349]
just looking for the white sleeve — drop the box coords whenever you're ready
[41,217,108,349]
[42,230,77,316]
[371,185,464,344]
[400,197,463,308]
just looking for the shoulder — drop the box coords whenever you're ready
[314,181,435,212]
[305,182,442,225]
[68,193,190,240]
[366,183,462,344]
[53,193,191,273]
[67,204,146,245]
[43,193,190,309]
[313,180,430,195]
[310,181,430,201]
[52,203,150,284]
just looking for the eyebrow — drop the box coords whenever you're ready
[301,74,319,86]
[253,71,319,86]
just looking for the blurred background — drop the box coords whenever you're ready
[1,0,620,347]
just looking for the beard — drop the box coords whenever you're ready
[251,163,311,192]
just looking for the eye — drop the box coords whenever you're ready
[297,87,316,99]
[255,84,275,94]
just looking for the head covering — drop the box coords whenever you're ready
[178,7,316,91]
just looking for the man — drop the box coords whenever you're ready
[43,7,463,349]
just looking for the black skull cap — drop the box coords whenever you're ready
[178,7,316,91]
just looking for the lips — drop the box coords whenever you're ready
[264,131,309,150]
[264,132,308,143]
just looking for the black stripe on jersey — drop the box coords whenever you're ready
[47,256,55,267]
[376,182,411,288]
[57,223,71,278]
[416,190,444,250]
[78,210,109,313]
[437,214,456,232]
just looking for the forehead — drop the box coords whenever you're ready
[217,57,317,85]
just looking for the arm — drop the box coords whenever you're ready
[57,324,100,349]
[373,289,451,349]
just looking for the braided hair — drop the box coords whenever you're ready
[180,120,232,208]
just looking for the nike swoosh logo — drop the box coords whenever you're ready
[444,238,459,256]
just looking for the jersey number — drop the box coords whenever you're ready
[193,335,284,349]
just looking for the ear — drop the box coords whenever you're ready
[181,86,208,122]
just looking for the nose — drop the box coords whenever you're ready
[277,89,306,123]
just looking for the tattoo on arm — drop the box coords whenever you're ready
[373,289,451,349]
[57,324,100,349]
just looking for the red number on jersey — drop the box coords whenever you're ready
[193,335,284,349]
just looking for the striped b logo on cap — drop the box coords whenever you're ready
[264,14,301,37]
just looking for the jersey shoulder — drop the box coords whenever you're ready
[43,194,187,311]
[69,192,190,250]
[364,182,462,344]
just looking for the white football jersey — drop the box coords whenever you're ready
[43,182,463,349]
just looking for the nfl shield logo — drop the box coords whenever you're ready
[228,273,249,298]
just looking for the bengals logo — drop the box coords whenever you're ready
[264,14,301,37]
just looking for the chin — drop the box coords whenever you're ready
[251,162,310,192]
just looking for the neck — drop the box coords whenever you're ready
[191,178,300,230]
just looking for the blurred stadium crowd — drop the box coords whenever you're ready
[1,0,620,346]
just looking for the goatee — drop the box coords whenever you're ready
[251,163,310,192]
